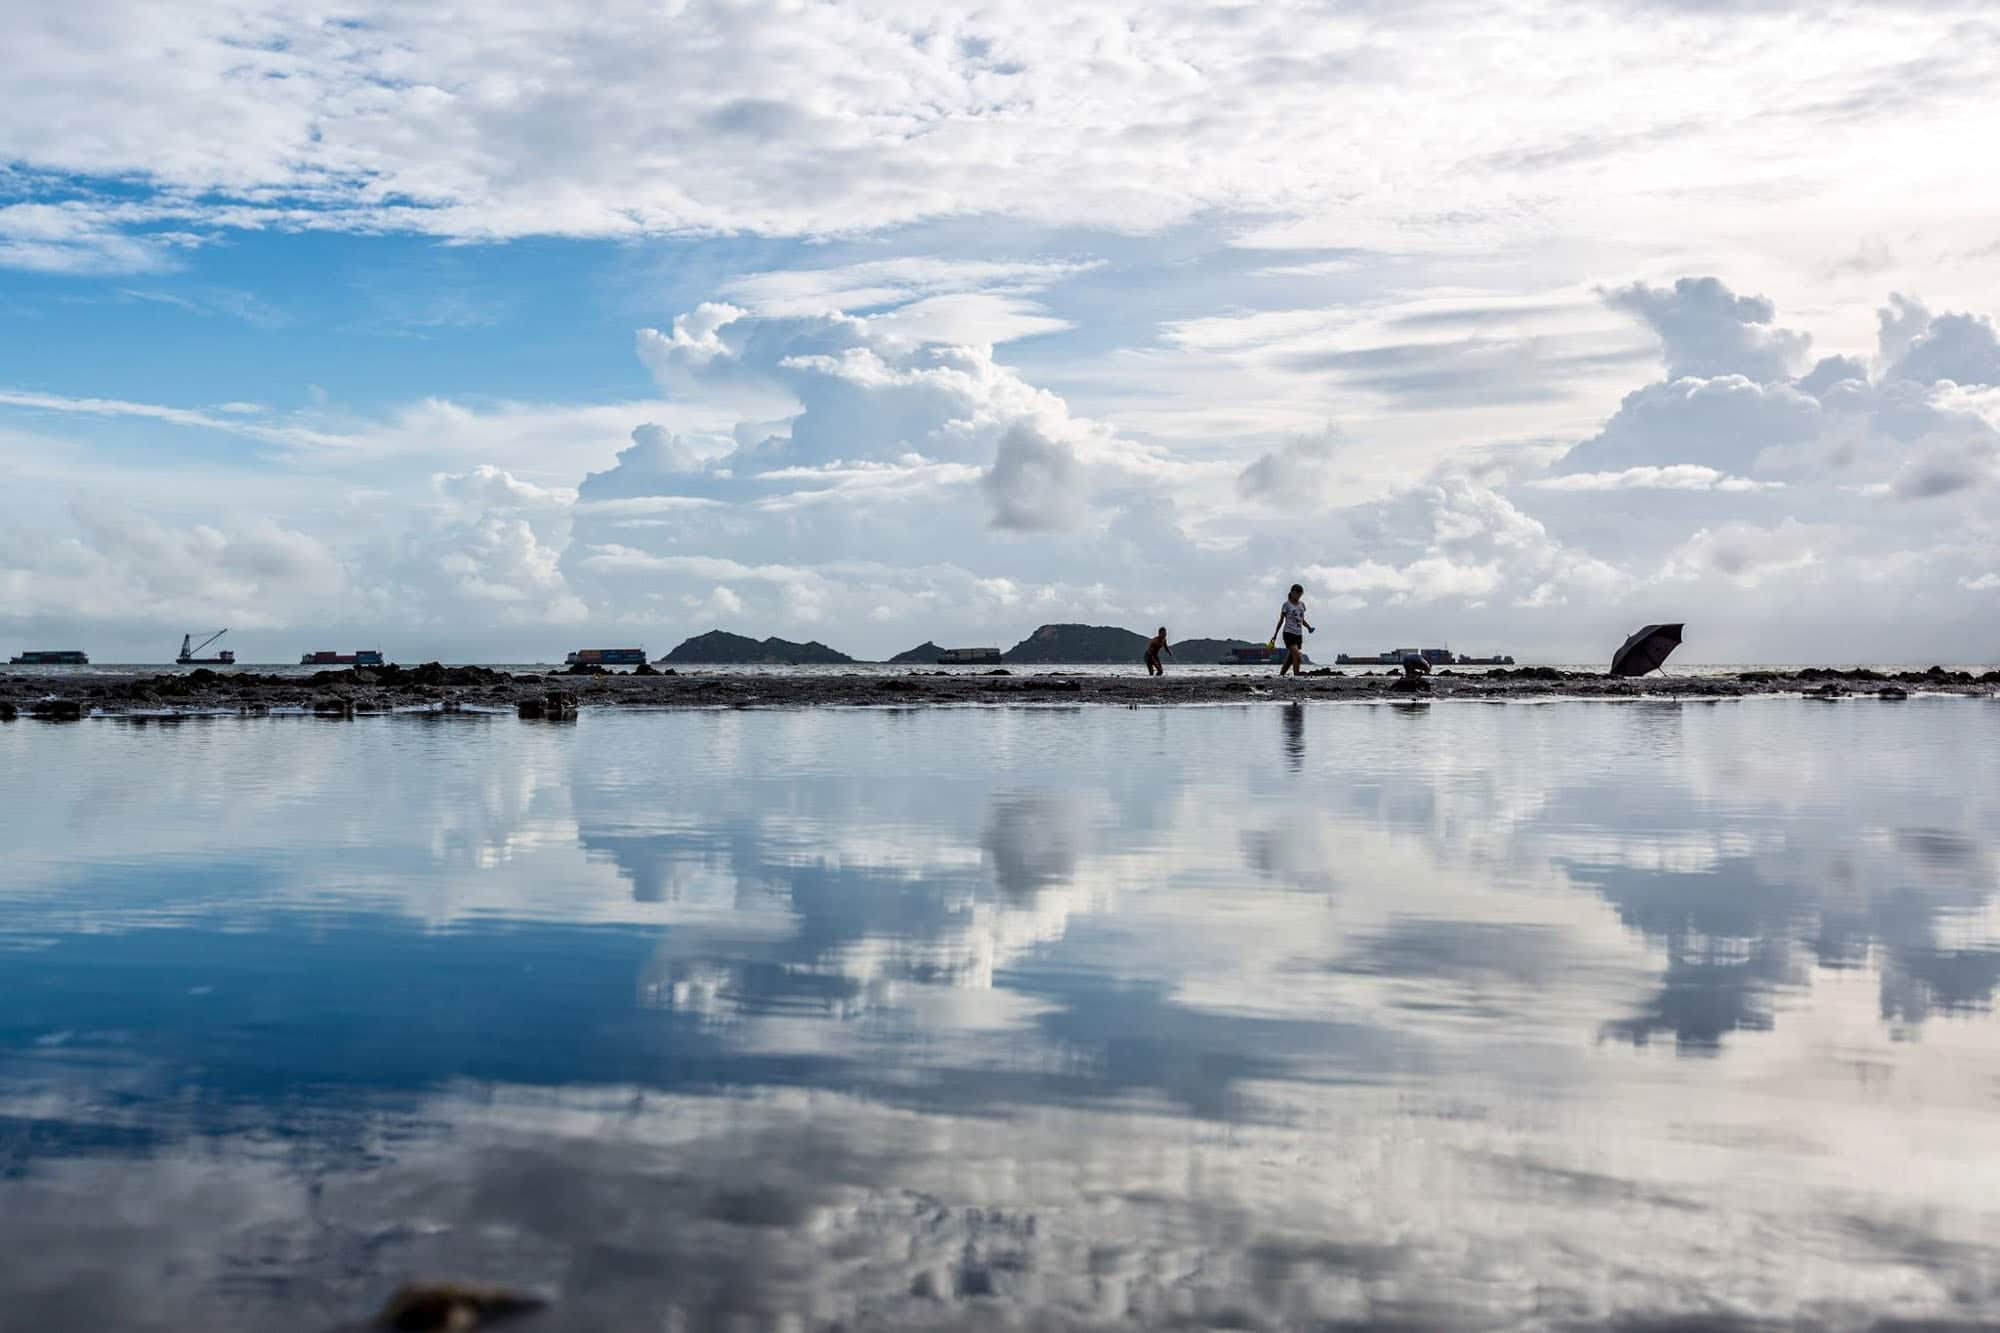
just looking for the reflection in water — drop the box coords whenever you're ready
[1,701,1998,1329]
[1280,702,1305,772]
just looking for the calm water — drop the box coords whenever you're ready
[3,700,1998,1331]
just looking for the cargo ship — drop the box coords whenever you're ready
[177,630,236,665]
[300,649,385,666]
[566,648,647,666]
[9,649,89,665]
[1335,647,1514,666]
[1221,645,1311,666]
[936,647,1002,665]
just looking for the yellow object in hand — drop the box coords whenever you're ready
[1266,641,1276,650]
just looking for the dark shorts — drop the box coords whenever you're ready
[1282,632,1303,650]
[1145,651,1161,667]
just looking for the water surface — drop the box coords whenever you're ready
[3,700,1998,1330]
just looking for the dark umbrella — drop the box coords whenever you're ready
[1610,623,1684,677]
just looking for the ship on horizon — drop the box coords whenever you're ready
[1335,647,1516,666]
[9,649,89,666]
[177,630,236,666]
[936,647,1002,664]
[566,648,647,666]
[300,649,385,666]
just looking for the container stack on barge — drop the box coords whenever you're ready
[8,650,89,665]
[566,648,647,667]
[301,650,386,666]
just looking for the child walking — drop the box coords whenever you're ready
[1270,584,1314,677]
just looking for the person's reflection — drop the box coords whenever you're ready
[1281,703,1305,772]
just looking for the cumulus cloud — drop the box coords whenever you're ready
[1603,277,1811,382]
[1881,298,2000,388]
[0,500,347,634]
[1237,435,1342,506]
[982,424,1086,532]
[1657,520,1824,588]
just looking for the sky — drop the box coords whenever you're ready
[3,0,1999,664]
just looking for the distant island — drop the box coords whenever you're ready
[1166,637,1264,662]
[660,631,854,665]
[673,624,1271,665]
[1002,623,1150,663]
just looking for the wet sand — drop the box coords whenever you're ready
[2,662,1996,718]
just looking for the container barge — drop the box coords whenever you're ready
[9,650,88,665]
[301,650,385,666]
[566,648,647,666]
[936,647,1002,665]
[1335,647,1515,666]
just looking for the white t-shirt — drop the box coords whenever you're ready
[1279,600,1307,635]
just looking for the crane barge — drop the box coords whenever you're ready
[177,629,237,665]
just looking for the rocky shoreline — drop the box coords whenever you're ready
[2,662,1997,721]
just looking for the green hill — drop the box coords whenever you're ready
[886,641,945,664]
[1002,623,1152,664]
[662,630,854,664]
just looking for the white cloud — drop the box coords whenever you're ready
[1658,520,1825,588]
[2,0,1996,301]
[1603,277,1811,382]
[1531,465,1780,493]
[982,424,1085,532]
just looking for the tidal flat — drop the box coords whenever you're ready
[3,660,1997,719]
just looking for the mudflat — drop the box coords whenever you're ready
[2,661,1996,718]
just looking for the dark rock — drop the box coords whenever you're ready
[1981,670,2000,685]
[0,702,16,721]
[1022,678,1083,692]
[313,697,355,717]
[373,1281,545,1331]
[632,662,661,676]
[187,667,220,684]
[1390,676,1431,693]
[1807,683,1846,699]
[1737,671,1777,683]
[878,679,922,692]
[350,668,379,685]
[1878,686,1909,700]
[563,661,607,676]
[31,699,85,721]
[984,668,1011,676]
[516,697,545,719]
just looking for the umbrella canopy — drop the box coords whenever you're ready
[1610,623,1684,677]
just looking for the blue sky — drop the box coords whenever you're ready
[4,0,2000,662]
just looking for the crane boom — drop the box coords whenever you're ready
[192,629,228,655]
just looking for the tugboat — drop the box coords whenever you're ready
[565,648,647,666]
[936,647,1002,665]
[177,629,236,665]
[300,649,386,666]
[9,649,89,665]
[1221,645,1311,666]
